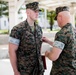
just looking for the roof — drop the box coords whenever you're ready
[2,0,76,10]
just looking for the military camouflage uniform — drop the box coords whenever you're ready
[9,20,44,75]
[50,23,76,75]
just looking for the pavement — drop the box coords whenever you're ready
[0,34,9,59]
[0,34,9,45]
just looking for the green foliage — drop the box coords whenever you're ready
[40,8,44,12]
[50,11,56,22]
[0,1,8,17]
[47,10,56,31]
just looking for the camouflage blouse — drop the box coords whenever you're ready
[9,20,44,75]
[50,23,76,75]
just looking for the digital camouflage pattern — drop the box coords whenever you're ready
[10,20,44,75]
[50,23,76,75]
[26,2,40,11]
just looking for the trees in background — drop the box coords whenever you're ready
[0,1,57,31]
[0,1,8,17]
[47,10,56,31]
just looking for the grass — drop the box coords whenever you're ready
[0,30,9,34]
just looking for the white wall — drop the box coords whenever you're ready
[0,16,9,30]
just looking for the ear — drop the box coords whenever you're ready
[59,15,62,21]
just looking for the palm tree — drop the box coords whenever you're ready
[0,1,8,17]
[47,10,56,31]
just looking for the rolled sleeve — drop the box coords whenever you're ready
[54,31,67,50]
[53,41,65,50]
[9,37,20,45]
[9,26,21,45]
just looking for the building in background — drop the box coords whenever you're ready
[0,16,9,30]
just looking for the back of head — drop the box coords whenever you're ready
[54,6,69,20]
[59,11,71,20]
[57,11,71,28]
[54,6,71,27]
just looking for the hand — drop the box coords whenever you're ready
[42,37,49,43]
[45,51,50,57]
[14,71,20,75]
[42,37,53,46]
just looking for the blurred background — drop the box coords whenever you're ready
[0,0,76,75]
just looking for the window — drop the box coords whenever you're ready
[4,20,6,26]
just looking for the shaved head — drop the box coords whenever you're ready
[59,11,71,20]
[57,11,71,28]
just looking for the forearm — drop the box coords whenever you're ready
[47,40,53,46]
[9,50,18,73]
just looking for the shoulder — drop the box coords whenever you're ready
[11,20,26,33]
[56,29,64,37]
[55,29,67,41]
[36,24,41,28]
[13,20,26,30]
[56,25,69,36]
[62,23,73,34]
[36,24,42,32]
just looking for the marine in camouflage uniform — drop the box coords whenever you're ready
[9,2,44,75]
[50,23,76,75]
[50,6,76,75]
[9,20,44,75]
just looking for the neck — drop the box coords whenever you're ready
[27,17,34,26]
[61,20,71,28]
